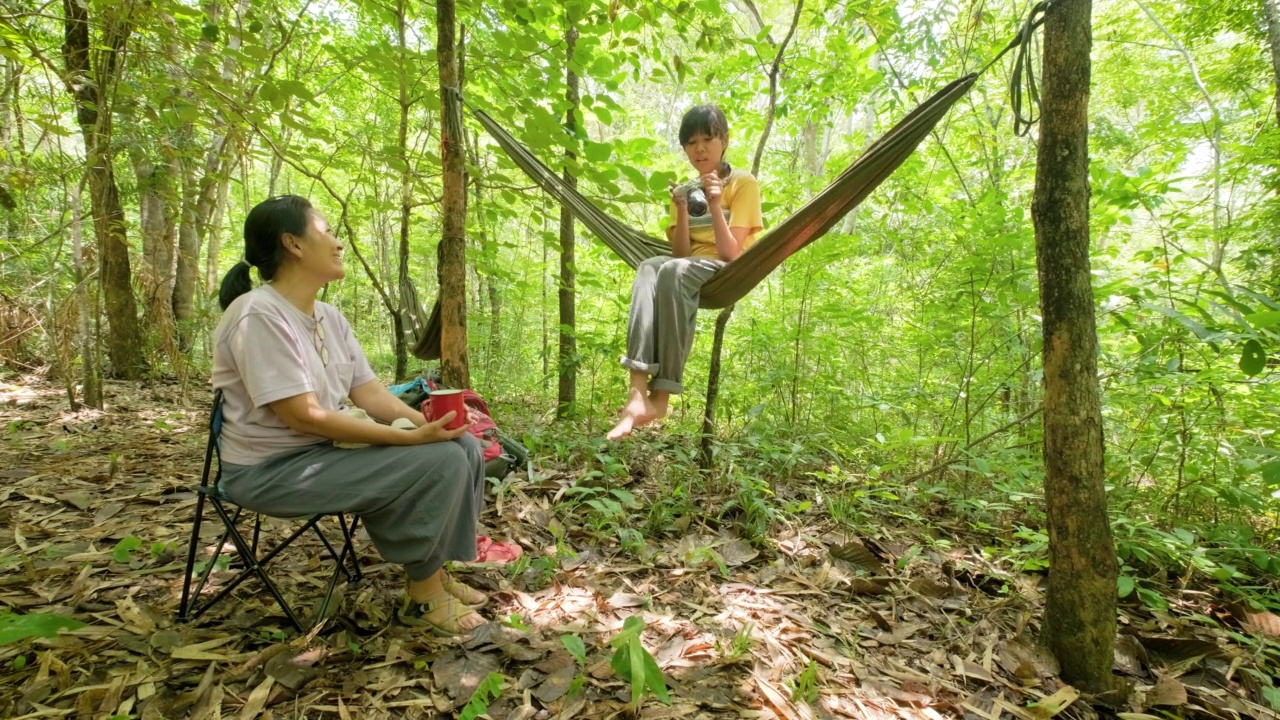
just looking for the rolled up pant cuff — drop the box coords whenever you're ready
[649,378,683,395]
[620,356,658,375]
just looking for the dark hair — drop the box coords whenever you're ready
[218,195,314,310]
[678,105,729,147]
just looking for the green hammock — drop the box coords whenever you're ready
[412,74,977,361]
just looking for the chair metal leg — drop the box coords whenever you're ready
[182,500,364,631]
[178,490,209,622]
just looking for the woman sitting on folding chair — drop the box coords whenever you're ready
[212,195,486,636]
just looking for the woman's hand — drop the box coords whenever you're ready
[402,411,471,445]
[700,172,723,207]
[270,392,471,447]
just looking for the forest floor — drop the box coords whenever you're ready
[1,375,1278,720]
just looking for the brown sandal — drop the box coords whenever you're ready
[443,575,488,607]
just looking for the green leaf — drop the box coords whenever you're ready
[1117,576,1135,598]
[583,141,611,163]
[113,536,142,563]
[0,612,86,645]
[1135,587,1168,611]
[642,644,671,703]
[648,171,676,194]
[1261,461,1280,488]
[1240,339,1266,377]
[628,639,645,705]
[1245,310,1280,329]
[174,104,200,124]
[458,672,504,720]
[561,635,587,666]
[201,22,219,42]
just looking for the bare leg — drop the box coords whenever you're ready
[648,389,670,421]
[607,370,657,440]
[407,569,485,631]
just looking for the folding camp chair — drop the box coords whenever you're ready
[178,390,363,632]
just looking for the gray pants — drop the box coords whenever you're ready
[220,434,485,581]
[621,255,725,394]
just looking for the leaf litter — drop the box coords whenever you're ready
[1,376,1278,719]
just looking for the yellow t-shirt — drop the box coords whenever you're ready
[666,170,764,259]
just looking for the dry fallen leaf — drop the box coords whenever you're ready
[1028,685,1079,719]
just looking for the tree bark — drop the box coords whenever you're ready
[437,0,469,388]
[1031,0,1118,692]
[71,183,101,409]
[173,138,200,348]
[557,20,579,418]
[63,0,145,379]
[1265,0,1280,128]
[393,0,412,381]
[193,0,249,297]
[131,149,178,342]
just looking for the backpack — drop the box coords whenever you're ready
[390,377,528,479]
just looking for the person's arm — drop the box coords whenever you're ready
[709,213,750,262]
[349,380,426,427]
[667,184,692,258]
[703,172,745,262]
[269,391,465,445]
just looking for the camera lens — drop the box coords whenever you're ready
[687,187,707,217]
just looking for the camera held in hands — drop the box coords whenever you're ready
[676,162,732,218]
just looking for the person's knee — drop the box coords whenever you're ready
[637,256,667,280]
[656,260,686,292]
[455,433,485,467]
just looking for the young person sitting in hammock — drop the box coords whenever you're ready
[607,105,763,440]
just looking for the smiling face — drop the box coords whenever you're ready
[683,131,727,176]
[283,210,345,284]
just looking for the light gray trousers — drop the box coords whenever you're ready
[221,434,485,581]
[621,255,725,395]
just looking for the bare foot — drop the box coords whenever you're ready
[607,392,655,440]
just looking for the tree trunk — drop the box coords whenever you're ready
[557,20,579,418]
[63,0,145,379]
[1,55,18,237]
[131,149,178,346]
[173,139,200,349]
[1265,0,1280,128]
[1031,0,1118,692]
[394,0,412,381]
[71,183,101,409]
[437,0,469,388]
[466,129,502,382]
[205,167,231,292]
[194,0,249,297]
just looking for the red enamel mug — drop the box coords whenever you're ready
[424,388,467,430]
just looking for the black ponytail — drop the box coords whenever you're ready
[217,261,253,311]
[216,195,314,310]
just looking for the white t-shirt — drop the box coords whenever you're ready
[211,285,377,465]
